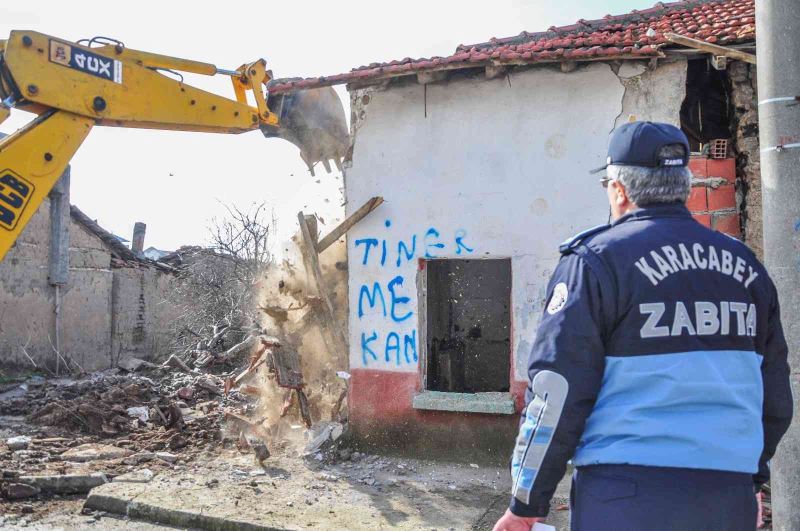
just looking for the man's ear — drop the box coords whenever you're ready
[612,180,629,207]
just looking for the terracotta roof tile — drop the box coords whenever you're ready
[269,0,754,94]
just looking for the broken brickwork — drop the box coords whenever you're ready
[687,157,740,238]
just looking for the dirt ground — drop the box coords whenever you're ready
[0,370,572,530]
[1,445,571,530]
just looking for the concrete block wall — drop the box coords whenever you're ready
[687,157,740,238]
[111,267,176,366]
[0,200,175,371]
[0,200,114,371]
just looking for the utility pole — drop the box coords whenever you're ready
[756,1,800,529]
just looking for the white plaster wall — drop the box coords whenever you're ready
[345,60,686,378]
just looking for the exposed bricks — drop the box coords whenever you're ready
[270,0,756,94]
[706,158,737,183]
[693,213,712,228]
[686,187,708,212]
[713,211,741,237]
[688,157,708,176]
[707,184,736,210]
[687,156,741,238]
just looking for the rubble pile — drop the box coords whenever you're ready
[1,370,229,441]
[0,337,344,501]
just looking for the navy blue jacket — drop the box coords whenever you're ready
[509,203,793,517]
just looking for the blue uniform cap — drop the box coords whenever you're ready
[590,121,690,174]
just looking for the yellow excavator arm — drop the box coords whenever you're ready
[0,30,349,261]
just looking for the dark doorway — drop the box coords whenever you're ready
[425,259,512,393]
[680,57,732,152]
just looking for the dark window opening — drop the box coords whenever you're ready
[425,259,511,393]
[681,57,732,152]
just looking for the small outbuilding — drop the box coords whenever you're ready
[0,169,175,372]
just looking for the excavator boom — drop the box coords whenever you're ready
[0,30,349,261]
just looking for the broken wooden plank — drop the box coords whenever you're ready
[223,410,270,440]
[225,342,268,393]
[664,33,756,65]
[316,196,384,253]
[162,354,193,374]
[304,214,318,243]
[298,211,349,351]
[230,351,269,388]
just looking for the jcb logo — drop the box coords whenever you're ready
[0,170,35,231]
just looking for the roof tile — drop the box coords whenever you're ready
[269,0,755,94]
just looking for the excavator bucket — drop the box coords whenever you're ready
[263,86,349,176]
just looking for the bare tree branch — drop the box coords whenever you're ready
[165,202,275,363]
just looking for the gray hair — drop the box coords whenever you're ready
[607,144,692,206]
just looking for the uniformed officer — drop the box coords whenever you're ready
[492,122,793,531]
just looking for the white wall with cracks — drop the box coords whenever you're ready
[343,58,687,380]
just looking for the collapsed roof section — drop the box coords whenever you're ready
[70,205,173,271]
[269,0,755,94]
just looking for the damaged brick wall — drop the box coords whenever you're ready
[684,61,760,252]
[687,158,740,237]
[729,61,762,258]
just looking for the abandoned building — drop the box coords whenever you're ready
[271,0,760,459]
[0,168,175,372]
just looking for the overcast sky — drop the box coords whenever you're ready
[1,0,644,251]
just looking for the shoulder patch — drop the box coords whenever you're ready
[546,282,569,314]
[559,223,610,254]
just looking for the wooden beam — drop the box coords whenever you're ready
[416,71,448,85]
[304,214,318,243]
[298,212,349,351]
[485,64,508,80]
[560,61,577,73]
[664,33,756,65]
[316,196,384,253]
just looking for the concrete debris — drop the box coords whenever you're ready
[304,421,344,456]
[6,435,31,451]
[15,473,108,494]
[12,449,41,460]
[118,357,158,372]
[2,482,40,499]
[162,354,194,374]
[195,377,222,396]
[245,436,270,464]
[0,292,351,522]
[62,443,134,462]
[113,469,154,483]
[155,451,178,464]
[176,386,194,400]
[123,452,156,465]
[126,406,150,423]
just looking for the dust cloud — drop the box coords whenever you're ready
[234,229,349,454]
